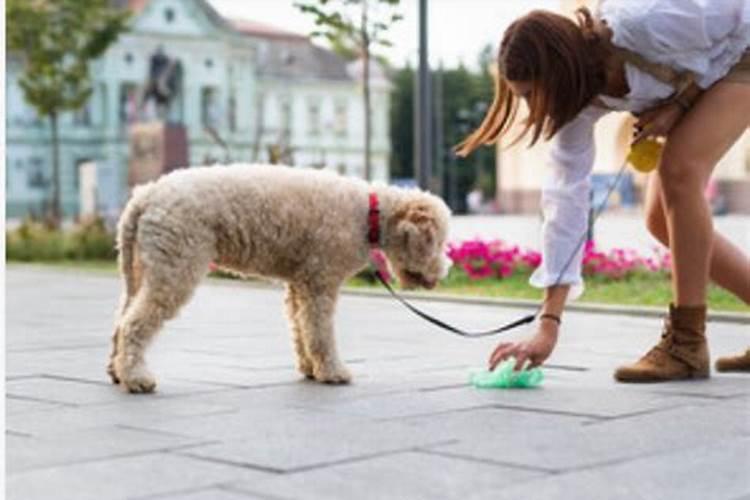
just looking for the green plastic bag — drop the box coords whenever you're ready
[469,358,544,389]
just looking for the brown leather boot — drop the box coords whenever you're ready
[614,304,709,382]
[715,349,750,373]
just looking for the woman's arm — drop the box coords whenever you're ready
[529,106,607,297]
[488,107,605,371]
[633,82,704,144]
[488,284,570,371]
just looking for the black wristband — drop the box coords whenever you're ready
[539,313,562,325]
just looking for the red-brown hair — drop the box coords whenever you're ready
[455,8,608,156]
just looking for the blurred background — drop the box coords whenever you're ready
[6,0,750,225]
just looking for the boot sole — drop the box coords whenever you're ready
[614,370,710,383]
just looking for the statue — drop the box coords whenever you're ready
[140,45,182,122]
[128,46,188,187]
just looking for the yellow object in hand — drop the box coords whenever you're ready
[627,139,663,173]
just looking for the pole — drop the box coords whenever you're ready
[434,62,444,196]
[416,0,432,190]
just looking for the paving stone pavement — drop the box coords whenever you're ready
[6,266,750,500]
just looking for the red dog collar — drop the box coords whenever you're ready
[368,192,380,247]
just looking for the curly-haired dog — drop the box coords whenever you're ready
[107,165,451,393]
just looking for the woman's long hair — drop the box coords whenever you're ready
[455,7,608,156]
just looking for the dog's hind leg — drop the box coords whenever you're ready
[112,259,205,393]
[108,249,145,384]
[285,284,314,379]
[295,283,351,384]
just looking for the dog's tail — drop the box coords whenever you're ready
[116,183,153,300]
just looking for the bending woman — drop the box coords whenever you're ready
[457,1,750,381]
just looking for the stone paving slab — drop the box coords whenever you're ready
[431,437,750,500]
[7,425,211,474]
[6,266,750,500]
[229,451,543,500]
[132,489,267,500]
[6,453,275,500]
[417,401,750,472]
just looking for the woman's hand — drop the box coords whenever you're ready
[488,318,559,371]
[632,101,685,145]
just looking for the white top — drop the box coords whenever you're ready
[529,0,750,299]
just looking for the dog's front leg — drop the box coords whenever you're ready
[285,284,314,378]
[296,284,351,384]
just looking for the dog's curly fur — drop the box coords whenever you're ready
[107,164,451,393]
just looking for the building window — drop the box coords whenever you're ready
[124,52,133,64]
[99,82,108,126]
[27,157,48,190]
[10,159,24,190]
[307,101,321,137]
[205,58,213,69]
[164,8,175,23]
[279,96,292,137]
[334,100,348,137]
[228,92,237,133]
[201,86,219,128]
[119,82,138,125]
[73,101,92,127]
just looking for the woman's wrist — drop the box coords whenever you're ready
[538,317,560,337]
[539,313,562,326]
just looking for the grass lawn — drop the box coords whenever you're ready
[9,260,749,313]
[349,269,750,313]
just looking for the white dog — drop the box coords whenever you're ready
[108,165,451,393]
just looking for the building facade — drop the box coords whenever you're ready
[5,0,391,219]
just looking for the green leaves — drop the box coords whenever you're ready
[294,0,402,59]
[7,0,130,117]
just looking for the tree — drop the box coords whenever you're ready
[389,52,497,212]
[388,64,414,180]
[295,0,402,181]
[7,0,130,226]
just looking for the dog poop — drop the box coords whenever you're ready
[627,138,663,173]
[469,358,544,389]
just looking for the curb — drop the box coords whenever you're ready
[8,263,750,325]
[339,287,750,325]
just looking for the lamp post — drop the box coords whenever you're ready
[416,0,432,190]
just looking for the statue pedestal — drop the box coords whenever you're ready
[128,122,189,187]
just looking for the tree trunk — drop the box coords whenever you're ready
[362,1,372,181]
[49,111,62,228]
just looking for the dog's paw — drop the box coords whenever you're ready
[119,366,157,394]
[106,362,120,385]
[297,359,315,379]
[313,363,352,384]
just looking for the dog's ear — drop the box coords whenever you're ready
[395,204,436,258]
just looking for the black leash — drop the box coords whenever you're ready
[373,157,631,338]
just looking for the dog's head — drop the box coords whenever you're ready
[383,190,452,290]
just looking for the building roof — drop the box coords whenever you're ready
[113,0,361,83]
[230,18,307,42]
[254,37,352,82]
[110,0,148,13]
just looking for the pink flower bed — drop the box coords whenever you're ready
[581,241,671,279]
[448,239,671,281]
[447,239,542,280]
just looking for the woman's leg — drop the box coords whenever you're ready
[616,80,750,382]
[658,81,750,306]
[644,175,750,304]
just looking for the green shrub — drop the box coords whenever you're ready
[6,216,116,262]
[6,219,66,261]
[64,217,116,260]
